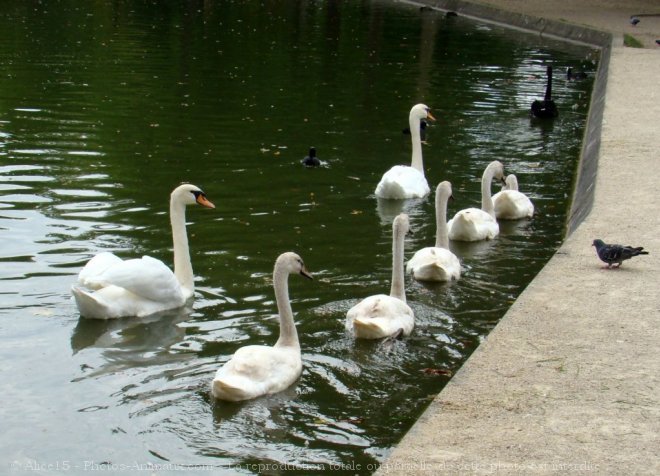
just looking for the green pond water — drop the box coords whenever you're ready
[0,0,597,474]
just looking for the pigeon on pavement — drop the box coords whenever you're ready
[592,239,648,268]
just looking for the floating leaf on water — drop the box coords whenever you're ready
[32,309,54,317]
[421,368,453,377]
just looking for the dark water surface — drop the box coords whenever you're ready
[0,1,596,473]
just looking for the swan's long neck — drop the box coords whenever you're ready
[505,175,519,191]
[435,189,450,249]
[170,199,194,298]
[409,114,424,174]
[274,267,299,348]
[481,165,497,218]
[389,223,407,303]
[544,67,553,101]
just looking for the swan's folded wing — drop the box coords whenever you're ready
[493,190,534,219]
[448,208,499,241]
[376,166,430,199]
[347,294,413,320]
[406,248,435,272]
[83,255,184,303]
[215,345,301,397]
[509,191,534,214]
[78,252,124,289]
[347,295,415,338]
[407,247,461,281]
[226,346,293,381]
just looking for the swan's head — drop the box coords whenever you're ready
[393,213,411,236]
[504,174,519,191]
[276,252,313,280]
[486,161,505,183]
[410,103,436,123]
[171,183,215,209]
[437,181,453,201]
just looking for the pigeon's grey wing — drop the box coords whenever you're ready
[601,244,624,263]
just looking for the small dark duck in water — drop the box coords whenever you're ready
[302,147,320,167]
[402,120,427,143]
[566,67,587,81]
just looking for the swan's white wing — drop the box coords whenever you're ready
[212,345,302,401]
[493,190,534,219]
[72,284,146,319]
[77,252,124,289]
[346,294,414,338]
[222,345,300,383]
[448,208,499,241]
[82,255,184,303]
[407,247,461,281]
[375,166,430,199]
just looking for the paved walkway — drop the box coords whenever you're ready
[377,1,659,474]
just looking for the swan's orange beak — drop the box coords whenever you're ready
[426,111,437,122]
[196,194,215,209]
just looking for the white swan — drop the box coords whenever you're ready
[406,181,461,282]
[375,104,436,199]
[71,183,215,319]
[346,213,414,339]
[211,252,313,402]
[447,161,505,242]
[492,174,534,220]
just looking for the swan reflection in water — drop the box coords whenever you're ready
[375,195,426,227]
[70,304,193,356]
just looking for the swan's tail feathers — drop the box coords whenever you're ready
[353,317,393,340]
[456,212,475,226]
[211,378,251,402]
[375,180,407,200]
[71,286,112,320]
[449,210,499,242]
[494,192,534,220]
[449,214,477,240]
[412,263,450,282]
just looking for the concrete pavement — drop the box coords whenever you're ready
[377,1,660,474]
